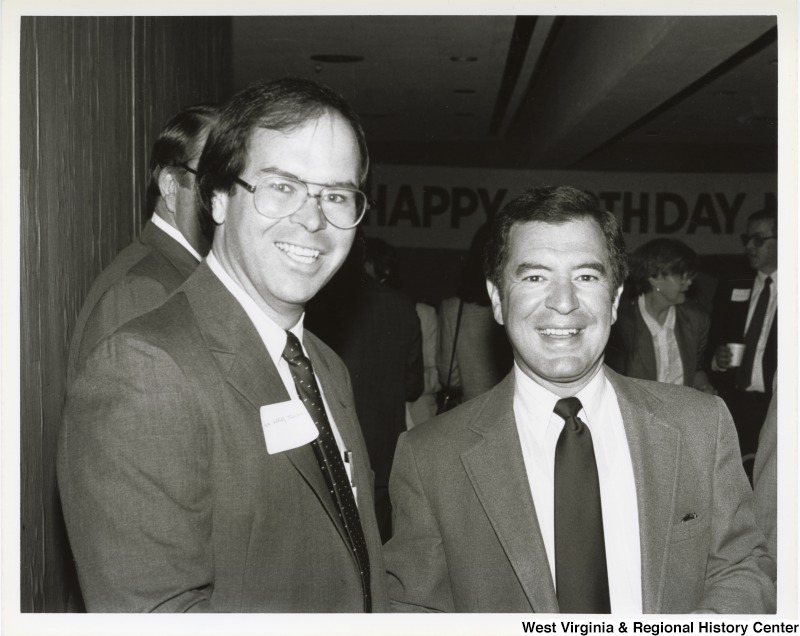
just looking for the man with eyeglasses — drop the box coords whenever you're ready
[709,208,778,469]
[66,103,218,388]
[58,78,387,612]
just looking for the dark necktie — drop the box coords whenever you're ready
[736,277,772,390]
[282,331,372,612]
[553,397,611,613]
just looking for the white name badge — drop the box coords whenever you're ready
[260,400,319,455]
[731,288,751,302]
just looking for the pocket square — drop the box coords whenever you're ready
[681,512,698,522]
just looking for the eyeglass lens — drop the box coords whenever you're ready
[741,234,772,248]
[254,175,365,228]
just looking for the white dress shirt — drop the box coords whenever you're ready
[638,295,684,385]
[744,270,777,393]
[151,212,202,261]
[205,252,354,488]
[513,364,643,613]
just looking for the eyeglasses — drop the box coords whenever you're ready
[740,233,777,248]
[233,173,368,229]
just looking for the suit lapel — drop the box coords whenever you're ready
[181,263,351,547]
[633,304,658,380]
[460,373,559,613]
[728,277,756,340]
[183,262,288,409]
[304,332,387,603]
[606,368,680,613]
[291,333,368,561]
[302,334,366,495]
[673,306,693,384]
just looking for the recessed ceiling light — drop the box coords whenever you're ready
[450,56,478,62]
[310,54,364,63]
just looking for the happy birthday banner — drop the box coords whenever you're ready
[363,165,776,254]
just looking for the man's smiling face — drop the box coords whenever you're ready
[211,113,360,328]
[487,218,622,396]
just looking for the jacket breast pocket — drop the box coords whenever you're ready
[670,512,711,544]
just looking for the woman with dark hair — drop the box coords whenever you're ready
[606,238,715,393]
[436,223,512,404]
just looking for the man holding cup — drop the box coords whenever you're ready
[709,209,777,469]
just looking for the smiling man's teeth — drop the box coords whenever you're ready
[539,328,579,336]
[276,242,320,263]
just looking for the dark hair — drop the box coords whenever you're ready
[145,103,219,215]
[484,185,629,295]
[629,238,697,295]
[458,223,491,305]
[197,77,369,236]
[747,208,777,235]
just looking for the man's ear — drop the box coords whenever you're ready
[611,285,624,324]
[486,279,505,326]
[157,168,178,214]
[211,191,229,225]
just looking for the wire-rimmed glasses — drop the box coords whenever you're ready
[740,233,776,248]
[234,172,368,229]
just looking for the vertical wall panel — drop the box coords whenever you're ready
[134,17,233,224]
[20,16,232,612]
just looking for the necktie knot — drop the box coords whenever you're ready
[282,331,305,363]
[764,276,772,289]
[554,397,582,421]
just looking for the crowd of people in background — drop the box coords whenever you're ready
[57,78,778,614]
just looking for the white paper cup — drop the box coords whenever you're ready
[727,343,745,367]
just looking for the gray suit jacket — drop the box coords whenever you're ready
[66,220,199,387]
[383,368,775,613]
[58,262,388,612]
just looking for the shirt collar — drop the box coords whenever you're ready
[514,362,608,444]
[206,250,303,367]
[151,212,202,262]
[755,270,777,286]
[637,294,675,336]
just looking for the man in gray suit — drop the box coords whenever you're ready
[58,78,387,611]
[384,186,775,613]
[66,103,218,387]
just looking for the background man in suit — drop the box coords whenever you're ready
[66,103,218,386]
[710,209,778,467]
[58,78,387,612]
[383,186,774,614]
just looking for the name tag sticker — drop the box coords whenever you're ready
[260,400,318,455]
[731,288,751,302]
